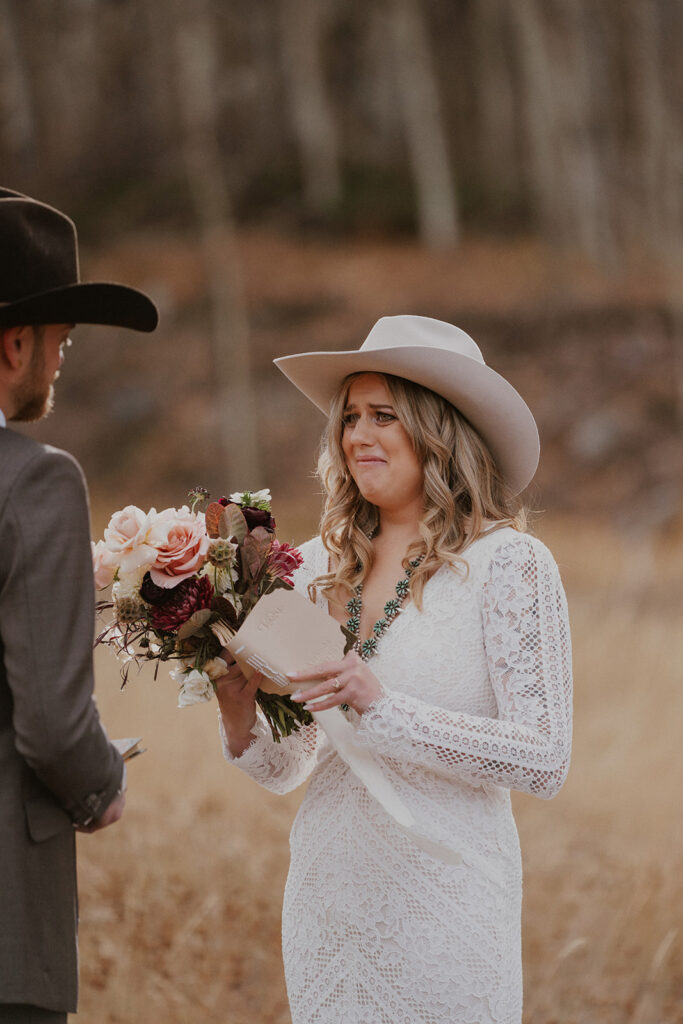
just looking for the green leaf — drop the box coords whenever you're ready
[255,691,314,742]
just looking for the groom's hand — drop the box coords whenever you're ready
[75,787,126,833]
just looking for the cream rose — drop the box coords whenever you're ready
[171,665,214,707]
[91,539,117,589]
[103,506,165,575]
[203,656,229,681]
[149,507,209,589]
[112,572,144,602]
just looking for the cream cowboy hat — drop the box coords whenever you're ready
[274,315,539,494]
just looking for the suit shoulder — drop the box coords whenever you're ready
[0,435,86,510]
[0,429,81,470]
[41,444,86,482]
[0,426,44,466]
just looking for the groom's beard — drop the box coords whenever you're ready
[11,340,56,422]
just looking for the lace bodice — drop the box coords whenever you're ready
[220,527,572,1023]
[355,530,572,799]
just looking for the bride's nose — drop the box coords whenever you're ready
[349,413,376,445]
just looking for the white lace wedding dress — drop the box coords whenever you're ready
[220,528,572,1024]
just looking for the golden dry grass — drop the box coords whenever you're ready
[75,516,682,1023]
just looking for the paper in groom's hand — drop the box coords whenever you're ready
[111,737,146,761]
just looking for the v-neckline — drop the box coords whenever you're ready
[320,548,445,653]
[318,525,510,642]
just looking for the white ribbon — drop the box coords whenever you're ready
[312,706,463,867]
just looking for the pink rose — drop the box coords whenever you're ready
[149,507,209,588]
[103,506,165,574]
[91,539,117,589]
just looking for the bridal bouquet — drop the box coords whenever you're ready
[92,487,313,741]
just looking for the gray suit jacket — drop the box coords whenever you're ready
[0,427,123,1013]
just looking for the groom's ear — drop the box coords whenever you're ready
[0,326,31,371]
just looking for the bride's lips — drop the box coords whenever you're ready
[354,456,387,466]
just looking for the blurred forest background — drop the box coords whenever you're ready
[2,0,681,1021]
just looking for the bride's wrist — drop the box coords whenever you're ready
[358,683,386,716]
[221,709,258,755]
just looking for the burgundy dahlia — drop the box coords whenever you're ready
[149,575,214,631]
[140,572,172,606]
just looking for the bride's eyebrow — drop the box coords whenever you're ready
[343,402,396,412]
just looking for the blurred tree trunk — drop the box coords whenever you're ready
[388,0,459,248]
[512,0,614,262]
[0,0,36,175]
[141,0,178,154]
[472,0,521,207]
[36,0,99,180]
[278,0,342,218]
[624,1,682,261]
[557,0,613,262]
[512,0,564,239]
[361,6,401,159]
[170,0,262,486]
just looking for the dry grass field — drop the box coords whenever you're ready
[75,514,682,1024]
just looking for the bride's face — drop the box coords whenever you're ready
[341,374,424,516]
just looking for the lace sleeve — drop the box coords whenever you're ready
[354,535,573,799]
[218,710,322,794]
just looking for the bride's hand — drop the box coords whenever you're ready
[214,653,262,756]
[288,650,383,715]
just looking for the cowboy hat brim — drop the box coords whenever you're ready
[274,344,540,495]
[0,281,158,332]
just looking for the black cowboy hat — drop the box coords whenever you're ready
[0,187,158,331]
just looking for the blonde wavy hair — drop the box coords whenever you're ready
[313,372,527,609]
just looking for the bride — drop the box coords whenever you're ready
[215,315,572,1024]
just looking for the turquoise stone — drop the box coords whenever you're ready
[344,553,424,661]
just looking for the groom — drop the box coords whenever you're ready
[0,189,158,1022]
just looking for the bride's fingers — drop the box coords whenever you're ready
[290,676,344,704]
[301,693,347,712]
[216,665,261,697]
[246,671,263,695]
[287,660,345,685]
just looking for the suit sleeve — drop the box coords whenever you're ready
[0,446,123,825]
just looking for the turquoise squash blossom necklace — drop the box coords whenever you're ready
[346,554,424,660]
